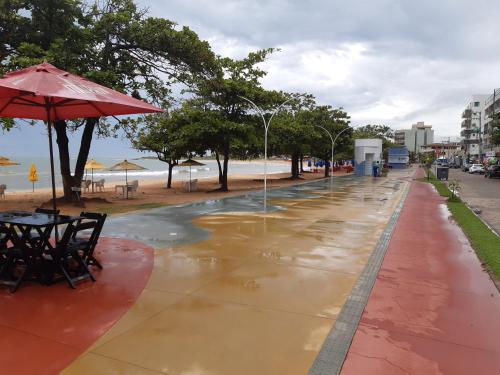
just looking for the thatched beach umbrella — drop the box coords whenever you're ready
[109,160,146,199]
[85,159,106,193]
[0,157,20,167]
[179,159,205,192]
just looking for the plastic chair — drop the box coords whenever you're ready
[0,185,6,199]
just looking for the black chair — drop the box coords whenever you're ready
[46,222,96,289]
[0,226,42,293]
[70,212,107,269]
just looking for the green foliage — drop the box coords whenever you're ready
[448,179,461,198]
[490,112,500,146]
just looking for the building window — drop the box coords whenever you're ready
[474,101,480,107]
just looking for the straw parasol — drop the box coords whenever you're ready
[85,159,106,193]
[179,159,205,192]
[29,164,38,192]
[0,156,20,167]
[109,160,146,199]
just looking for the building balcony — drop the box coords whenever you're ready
[461,119,471,128]
[462,109,472,118]
[460,129,479,137]
[462,139,480,145]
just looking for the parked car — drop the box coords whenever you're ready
[469,164,485,174]
[484,165,500,178]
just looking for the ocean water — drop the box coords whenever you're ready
[0,157,289,192]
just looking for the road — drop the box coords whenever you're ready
[449,168,500,233]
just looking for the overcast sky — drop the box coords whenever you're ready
[3,0,500,157]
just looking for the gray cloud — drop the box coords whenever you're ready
[140,0,500,137]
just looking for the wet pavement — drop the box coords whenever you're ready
[341,169,500,375]
[63,173,410,375]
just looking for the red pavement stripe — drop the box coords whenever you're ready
[0,237,154,375]
[341,171,500,374]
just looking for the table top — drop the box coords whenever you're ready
[0,211,81,227]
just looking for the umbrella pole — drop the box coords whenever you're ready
[189,166,191,192]
[91,168,94,193]
[47,119,59,241]
[126,169,128,199]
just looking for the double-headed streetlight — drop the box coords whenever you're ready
[314,124,355,187]
[239,95,295,211]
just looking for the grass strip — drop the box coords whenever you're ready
[419,172,500,279]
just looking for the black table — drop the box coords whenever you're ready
[0,211,80,249]
[0,211,83,289]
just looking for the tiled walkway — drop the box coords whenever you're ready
[341,170,500,374]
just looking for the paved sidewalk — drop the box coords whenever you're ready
[341,170,500,374]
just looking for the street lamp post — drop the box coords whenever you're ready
[239,96,295,211]
[315,125,354,187]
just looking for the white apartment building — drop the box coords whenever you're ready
[460,95,488,162]
[483,88,500,155]
[395,122,434,153]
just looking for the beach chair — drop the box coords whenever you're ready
[0,184,6,199]
[127,180,139,197]
[94,179,105,192]
[81,180,91,193]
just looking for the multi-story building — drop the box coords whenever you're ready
[483,88,500,155]
[395,122,434,153]
[460,95,488,162]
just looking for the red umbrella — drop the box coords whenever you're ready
[0,62,163,214]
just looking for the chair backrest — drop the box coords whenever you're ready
[96,179,105,186]
[35,208,60,215]
[82,180,91,188]
[56,222,77,251]
[78,212,107,249]
[0,185,6,193]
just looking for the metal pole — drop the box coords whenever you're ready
[45,99,59,241]
[238,96,295,212]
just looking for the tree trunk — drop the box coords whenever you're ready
[54,118,97,201]
[291,152,300,179]
[220,150,229,192]
[299,154,304,173]
[54,120,74,201]
[215,151,223,184]
[167,162,174,188]
[324,152,330,178]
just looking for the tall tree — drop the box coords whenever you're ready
[188,50,276,191]
[302,106,351,177]
[132,111,194,188]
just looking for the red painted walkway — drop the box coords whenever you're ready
[0,237,154,375]
[341,170,500,374]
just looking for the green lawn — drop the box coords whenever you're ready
[419,173,500,279]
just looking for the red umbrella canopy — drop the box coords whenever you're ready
[0,62,163,120]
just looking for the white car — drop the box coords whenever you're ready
[469,164,485,174]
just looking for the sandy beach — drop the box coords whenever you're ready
[0,169,351,216]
